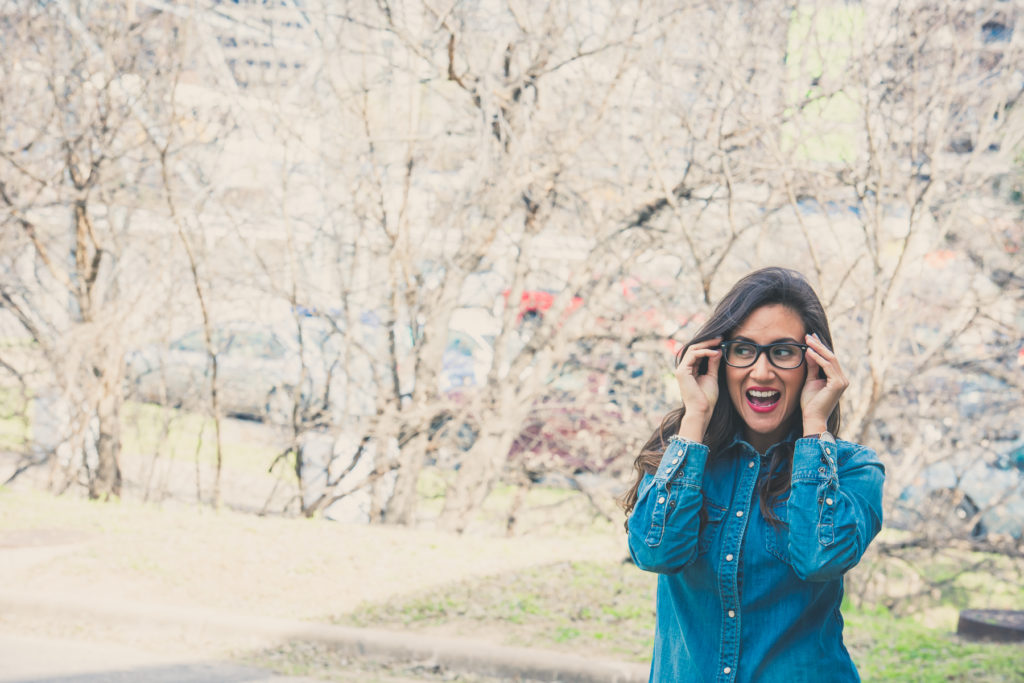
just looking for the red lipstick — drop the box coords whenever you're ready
[745,386,781,413]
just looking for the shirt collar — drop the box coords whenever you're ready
[726,426,801,456]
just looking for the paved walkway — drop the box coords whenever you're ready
[0,632,318,683]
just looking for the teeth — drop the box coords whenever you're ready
[748,390,779,398]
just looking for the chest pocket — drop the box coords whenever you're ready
[698,497,728,556]
[764,500,791,562]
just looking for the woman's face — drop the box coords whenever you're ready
[725,304,807,452]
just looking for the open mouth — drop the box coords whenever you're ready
[746,389,780,412]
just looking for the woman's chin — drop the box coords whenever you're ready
[743,407,781,431]
[741,407,796,444]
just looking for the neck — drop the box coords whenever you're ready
[745,424,791,454]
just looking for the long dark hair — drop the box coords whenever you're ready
[620,267,841,526]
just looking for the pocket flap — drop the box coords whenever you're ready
[703,497,728,521]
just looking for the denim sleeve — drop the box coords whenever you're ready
[786,438,885,582]
[627,436,709,574]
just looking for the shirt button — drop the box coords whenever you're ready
[748,461,755,468]
[825,447,831,456]
[736,510,743,517]
[826,497,834,505]
[725,553,734,561]
[724,666,732,674]
[728,609,736,618]
[658,496,666,504]
[672,458,679,464]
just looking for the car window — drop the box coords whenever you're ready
[172,330,230,353]
[447,331,480,357]
[228,330,287,359]
[172,331,206,353]
[995,445,1024,472]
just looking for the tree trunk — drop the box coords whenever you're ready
[385,429,428,525]
[88,362,122,500]
[439,430,517,533]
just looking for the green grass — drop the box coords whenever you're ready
[0,382,282,479]
[847,534,1024,620]
[339,560,656,662]
[0,386,30,451]
[845,605,1024,682]
[339,560,1024,680]
[120,401,281,476]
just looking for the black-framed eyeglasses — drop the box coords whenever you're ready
[720,341,808,370]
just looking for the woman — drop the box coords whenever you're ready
[622,267,884,683]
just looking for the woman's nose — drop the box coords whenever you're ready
[750,352,775,378]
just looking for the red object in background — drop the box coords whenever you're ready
[611,276,705,356]
[503,289,584,322]
[502,281,701,356]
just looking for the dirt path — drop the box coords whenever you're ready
[0,487,626,666]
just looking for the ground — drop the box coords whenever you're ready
[0,477,628,682]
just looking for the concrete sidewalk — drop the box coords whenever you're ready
[0,632,322,683]
[1,590,648,683]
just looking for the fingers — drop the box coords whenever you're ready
[674,350,721,385]
[705,344,722,377]
[804,348,822,387]
[675,338,722,417]
[804,333,848,389]
[805,333,835,359]
[676,338,722,376]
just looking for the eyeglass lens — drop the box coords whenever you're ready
[724,342,804,369]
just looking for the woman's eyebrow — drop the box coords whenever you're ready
[731,335,802,344]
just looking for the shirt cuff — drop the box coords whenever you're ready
[792,436,838,484]
[653,435,709,488]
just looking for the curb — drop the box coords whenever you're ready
[0,591,648,683]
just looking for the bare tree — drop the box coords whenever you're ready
[1,1,1020,565]
[0,1,188,498]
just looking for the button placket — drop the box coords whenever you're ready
[717,445,756,683]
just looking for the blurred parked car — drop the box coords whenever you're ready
[125,318,358,423]
[896,439,1024,542]
[441,329,494,393]
[508,357,654,479]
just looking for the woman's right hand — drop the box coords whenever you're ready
[674,338,722,439]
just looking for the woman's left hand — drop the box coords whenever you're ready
[801,333,849,434]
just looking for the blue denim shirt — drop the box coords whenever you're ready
[627,434,885,683]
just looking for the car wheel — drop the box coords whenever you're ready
[926,488,985,540]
